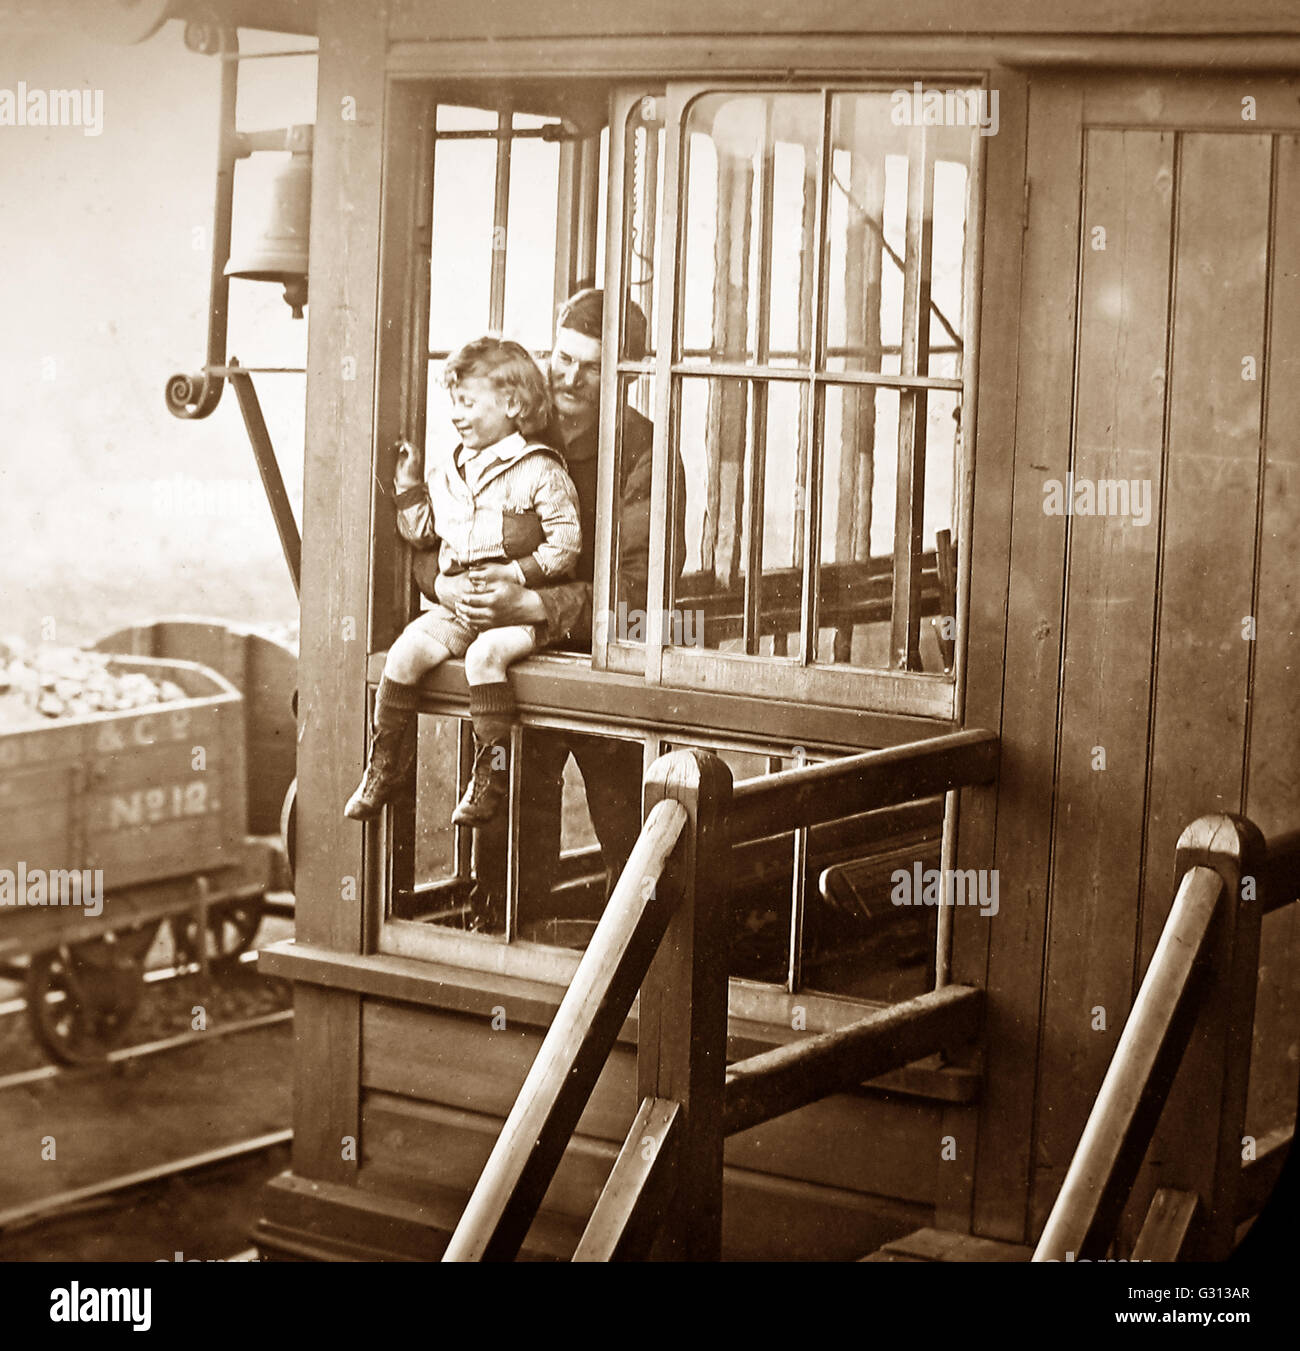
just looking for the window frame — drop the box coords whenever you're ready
[598,79,987,718]
[376,703,946,1028]
[364,60,1007,1031]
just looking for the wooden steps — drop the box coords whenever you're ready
[861,1227,1033,1262]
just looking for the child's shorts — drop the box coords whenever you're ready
[408,605,541,658]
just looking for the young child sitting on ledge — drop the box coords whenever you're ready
[345,336,580,826]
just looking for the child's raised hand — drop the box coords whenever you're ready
[393,439,425,490]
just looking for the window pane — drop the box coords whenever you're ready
[655,742,945,997]
[622,100,665,362]
[436,104,498,131]
[928,155,971,374]
[801,796,944,1001]
[395,716,482,930]
[595,126,609,284]
[512,726,644,949]
[609,374,658,641]
[679,92,822,368]
[825,90,977,378]
[401,723,643,946]
[423,358,458,464]
[429,113,496,350]
[671,375,808,657]
[413,713,463,886]
[504,130,561,350]
[817,385,960,672]
[816,384,898,667]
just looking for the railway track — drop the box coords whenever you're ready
[0,1128,293,1236]
[0,985,295,1258]
[0,946,265,1022]
[0,1005,293,1094]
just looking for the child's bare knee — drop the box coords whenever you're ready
[386,630,422,681]
[388,626,448,683]
[464,635,503,684]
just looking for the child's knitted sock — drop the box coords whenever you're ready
[374,675,422,732]
[468,681,516,745]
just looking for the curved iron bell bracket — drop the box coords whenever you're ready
[165,17,240,419]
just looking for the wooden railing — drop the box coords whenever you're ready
[1033,815,1300,1263]
[675,551,947,646]
[443,728,998,1261]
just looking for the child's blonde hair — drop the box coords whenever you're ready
[443,336,552,438]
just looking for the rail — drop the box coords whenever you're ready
[444,728,997,1261]
[1034,814,1300,1262]
[730,727,997,840]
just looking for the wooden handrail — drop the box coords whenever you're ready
[723,985,983,1136]
[1035,812,1272,1263]
[447,726,1004,1261]
[1131,1189,1200,1262]
[628,748,734,1259]
[729,728,998,843]
[572,1097,682,1261]
[442,797,688,1262]
[444,747,733,1262]
[1032,865,1225,1261]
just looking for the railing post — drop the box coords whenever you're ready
[638,748,733,1260]
[1143,813,1266,1259]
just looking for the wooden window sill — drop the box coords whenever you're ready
[364,648,953,750]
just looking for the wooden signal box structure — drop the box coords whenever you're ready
[147,0,1300,1261]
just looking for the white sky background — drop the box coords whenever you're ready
[0,21,314,644]
[0,19,972,648]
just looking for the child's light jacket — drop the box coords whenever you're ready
[394,431,581,587]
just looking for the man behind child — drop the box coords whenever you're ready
[435,289,685,921]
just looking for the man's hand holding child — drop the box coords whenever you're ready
[450,563,546,630]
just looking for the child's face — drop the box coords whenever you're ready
[448,376,519,450]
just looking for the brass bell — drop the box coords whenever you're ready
[226,137,311,319]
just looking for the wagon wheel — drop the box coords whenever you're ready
[26,936,149,1066]
[171,899,265,969]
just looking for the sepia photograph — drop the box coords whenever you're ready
[0,0,1296,1325]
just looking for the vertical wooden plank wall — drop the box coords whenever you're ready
[1246,136,1300,1136]
[1030,129,1174,1226]
[1135,134,1270,973]
[291,0,389,1182]
[962,78,1081,1244]
[1247,137,1300,842]
[947,67,1027,1238]
[1006,109,1297,1238]
[1124,134,1270,1239]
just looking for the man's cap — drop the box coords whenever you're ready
[557,287,648,362]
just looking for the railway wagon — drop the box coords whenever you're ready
[0,619,295,1064]
[117,0,1300,1261]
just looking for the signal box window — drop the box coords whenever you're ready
[605,87,981,716]
[660,736,942,1002]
